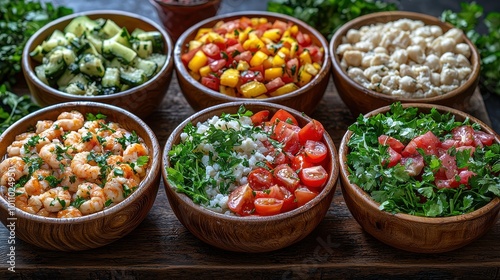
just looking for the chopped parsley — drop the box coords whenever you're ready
[86,113,107,121]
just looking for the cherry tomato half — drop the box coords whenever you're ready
[270,109,298,126]
[228,184,255,216]
[299,165,328,188]
[273,164,300,192]
[304,140,327,163]
[248,167,274,191]
[254,198,283,216]
[298,119,324,145]
[295,186,318,207]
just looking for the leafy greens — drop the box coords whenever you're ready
[0,85,39,134]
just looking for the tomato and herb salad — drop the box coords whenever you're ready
[166,106,330,216]
[181,16,324,98]
[346,103,500,217]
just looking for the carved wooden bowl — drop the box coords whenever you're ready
[330,11,480,117]
[161,102,339,252]
[0,102,161,251]
[173,11,331,115]
[22,10,174,119]
[339,103,500,253]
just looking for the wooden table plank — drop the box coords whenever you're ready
[1,74,498,279]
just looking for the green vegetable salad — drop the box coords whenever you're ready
[346,103,500,217]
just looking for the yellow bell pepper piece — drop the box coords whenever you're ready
[289,25,299,36]
[220,69,240,87]
[298,67,313,87]
[195,28,212,40]
[299,50,312,65]
[265,67,283,81]
[272,53,286,67]
[278,47,290,57]
[262,28,282,42]
[238,27,252,43]
[290,42,299,58]
[250,51,269,67]
[240,81,268,98]
[304,63,319,76]
[199,65,211,77]
[282,30,291,38]
[243,37,265,51]
[270,83,299,97]
[263,56,274,69]
[220,85,237,97]
[259,17,268,24]
[188,40,203,51]
[188,50,208,73]
[313,62,321,70]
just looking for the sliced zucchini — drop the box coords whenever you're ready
[102,40,136,64]
[131,57,157,78]
[64,16,100,37]
[102,67,121,87]
[145,53,167,73]
[79,54,105,77]
[120,67,146,86]
[136,31,164,53]
[132,40,153,59]
[98,19,122,38]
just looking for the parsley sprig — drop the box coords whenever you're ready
[347,103,500,217]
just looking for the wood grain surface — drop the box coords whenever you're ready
[1,74,498,279]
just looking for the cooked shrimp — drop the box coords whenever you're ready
[0,156,27,186]
[96,121,121,138]
[123,143,149,175]
[104,164,140,203]
[64,131,98,153]
[36,124,63,150]
[39,141,71,169]
[71,152,101,181]
[55,166,85,193]
[101,129,128,154]
[57,206,83,218]
[36,208,57,218]
[24,169,52,196]
[80,120,105,134]
[41,187,71,212]
[103,177,125,203]
[15,189,42,214]
[54,111,84,131]
[106,155,124,166]
[36,120,54,134]
[75,182,105,215]
[7,132,36,157]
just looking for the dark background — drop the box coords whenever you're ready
[50,0,500,133]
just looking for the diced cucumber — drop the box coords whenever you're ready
[34,65,49,85]
[108,57,126,69]
[102,67,121,87]
[102,40,136,64]
[42,30,69,53]
[131,28,145,37]
[30,45,44,63]
[56,70,76,88]
[111,27,132,48]
[65,82,86,95]
[137,31,164,53]
[98,19,122,38]
[64,16,100,37]
[132,57,157,78]
[61,48,77,65]
[145,53,167,73]
[68,73,90,85]
[120,67,146,86]
[79,54,105,77]
[84,30,103,54]
[44,49,66,82]
[81,41,101,57]
[132,40,153,59]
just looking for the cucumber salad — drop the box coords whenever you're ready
[30,16,167,95]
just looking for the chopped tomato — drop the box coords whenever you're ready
[254,198,283,216]
[273,164,300,192]
[227,184,255,216]
[378,135,404,153]
[435,178,460,189]
[201,76,220,91]
[271,19,288,32]
[248,167,274,191]
[277,186,297,213]
[474,130,495,146]
[240,69,264,84]
[209,59,226,72]
[181,46,201,66]
[286,58,299,80]
[402,131,440,157]
[452,125,475,147]
[304,140,327,163]
[250,110,269,125]
[295,186,318,207]
[298,119,324,145]
[272,151,291,166]
[226,44,244,57]
[272,120,301,154]
[458,170,476,186]
[299,165,328,188]
[401,155,424,176]
[201,43,220,59]
[296,31,312,47]
[437,153,457,179]
[291,153,314,171]
[383,146,402,168]
[270,109,298,126]
[265,77,285,93]
[233,50,252,63]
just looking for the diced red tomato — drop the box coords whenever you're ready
[248,167,274,191]
[209,59,226,72]
[225,37,238,46]
[383,146,402,168]
[272,151,291,166]
[265,77,285,93]
[181,47,201,66]
[452,125,475,147]
[234,50,252,63]
[273,164,300,192]
[299,165,328,188]
[286,58,299,80]
[272,121,301,154]
[458,170,476,186]
[435,178,460,189]
[280,189,298,213]
[295,185,318,207]
[437,153,457,180]
[201,76,220,91]
[298,119,324,145]
[254,198,283,216]
[240,69,264,84]
[201,43,220,59]
[226,44,245,57]
[227,184,255,216]
[402,131,440,157]
[304,140,327,163]
[291,153,314,171]
[250,110,269,126]
[474,130,495,146]
[271,20,288,32]
[401,155,424,176]
[270,109,298,126]
[378,135,404,153]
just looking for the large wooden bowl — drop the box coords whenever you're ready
[330,11,480,117]
[22,10,174,119]
[173,11,331,115]
[0,102,161,251]
[161,102,339,252]
[339,103,500,253]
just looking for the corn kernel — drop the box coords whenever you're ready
[264,67,283,81]
[188,50,208,72]
[240,81,267,97]
[270,83,299,96]
[250,50,268,67]
[220,69,240,87]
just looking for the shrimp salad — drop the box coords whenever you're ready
[0,111,149,218]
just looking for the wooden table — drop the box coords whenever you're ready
[1,72,498,279]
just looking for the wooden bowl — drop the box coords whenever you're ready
[173,11,331,115]
[22,10,174,119]
[330,11,480,117]
[161,102,339,252]
[0,102,161,251]
[339,103,500,253]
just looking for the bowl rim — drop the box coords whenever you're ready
[21,9,174,101]
[338,102,500,224]
[161,101,340,222]
[0,101,161,224]
[329,10,481,103]
[173,10,331,102]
